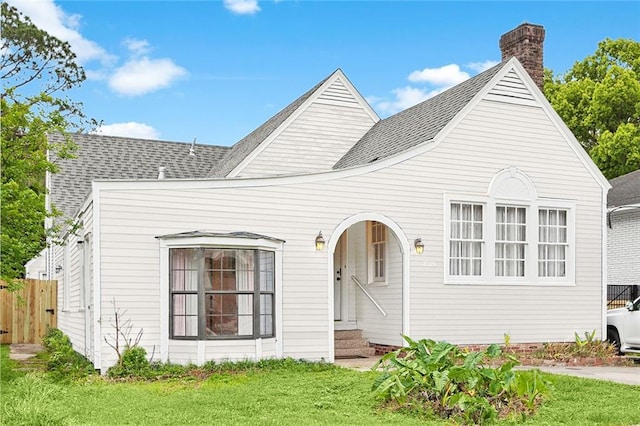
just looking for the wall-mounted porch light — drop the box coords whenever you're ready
[315,231,326,251]
[414,238,424,255]
[55,265,63,273]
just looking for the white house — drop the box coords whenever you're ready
[607,169,640,302]
[29,23,610,373]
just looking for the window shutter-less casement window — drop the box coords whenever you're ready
[170,248,275,340]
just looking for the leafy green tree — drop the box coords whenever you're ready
[1,3,90,280]
[544,38,640,179]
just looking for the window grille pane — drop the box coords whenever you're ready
[451,222,460,238]
[558,227,567,243]
[237,270,254,291]
[450,241,460,257]
[474,204,483,221]
[260,251,275,292]
[539,209,547,225]
[450,258,459,275]
[473,223,483,239]
[559,210,567,226]
[462,204,472,221]
[451,203,461,220]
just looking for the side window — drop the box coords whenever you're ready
[369,221,386,282]
[495,206,526,277]
[538,208,568,277]
[449,203,483,276]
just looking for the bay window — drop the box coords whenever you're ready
[170,248,275,339]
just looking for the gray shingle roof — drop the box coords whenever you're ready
[207,72,334,178]
[333,61,506,169]
[49,133,229,219]
[608,169,640,208]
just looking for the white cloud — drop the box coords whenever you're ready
[371,59,500,116]
[124,38,151,57]
[224,0,261,15]
[466,60,500,73]
[93,122,160,139]
[375,86,446,115]
[6,0,115,65]
[109,57,187,96]
[408,64,470,86]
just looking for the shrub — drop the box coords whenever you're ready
[372,336,549,425]
[533,330,617,361]
[41,328,95,381]
[107,346,151,378]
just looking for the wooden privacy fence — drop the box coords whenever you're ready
[0,279,57,344]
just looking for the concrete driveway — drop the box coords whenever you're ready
[335,356,640,386]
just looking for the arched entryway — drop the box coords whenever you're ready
[328,213,410,360]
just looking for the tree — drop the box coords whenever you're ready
[1,3,90,280]
[544,38,640,179]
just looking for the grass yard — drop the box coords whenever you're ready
[2,345,640,425]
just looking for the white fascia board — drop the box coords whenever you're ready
[227,69,379,178]
[507,59,611,192]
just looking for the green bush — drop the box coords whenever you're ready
[41,328,95,381]
[107,346,151,378]
[372,336,549,425]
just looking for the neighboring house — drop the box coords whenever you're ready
[27,23,610,373]
[607,169,640,293]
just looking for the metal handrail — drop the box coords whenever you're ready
[351,275,387,317]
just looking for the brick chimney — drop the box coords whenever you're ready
[499,23,545,90]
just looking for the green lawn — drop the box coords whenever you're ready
[2,345,640,425]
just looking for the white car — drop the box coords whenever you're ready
[607,296,640,354]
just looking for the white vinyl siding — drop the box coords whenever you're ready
[237,78,376,177]
[55,202,94,359]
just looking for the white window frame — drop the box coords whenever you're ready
[445,193,575,286]
[449,201,485,278]
[367,221,387,284]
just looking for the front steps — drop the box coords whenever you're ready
[334,329,375,359]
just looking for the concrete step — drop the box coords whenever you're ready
[335,338,371,350]
[335,346,376,359]
[334,329,363,340]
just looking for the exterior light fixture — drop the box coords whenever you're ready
[414,238,424,255]
[315,231,326,251]
[55,265,63,273]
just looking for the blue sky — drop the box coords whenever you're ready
[7,0,640,147]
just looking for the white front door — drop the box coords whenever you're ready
[334,234,343,321]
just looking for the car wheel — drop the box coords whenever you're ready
[607,327,621,354]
